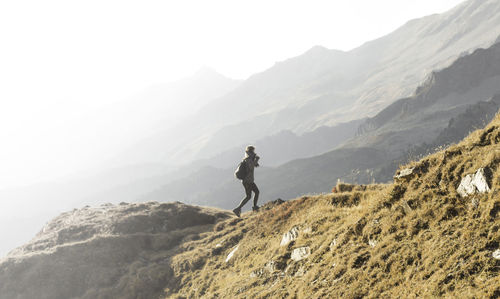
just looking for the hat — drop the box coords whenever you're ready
[245,145,255,152]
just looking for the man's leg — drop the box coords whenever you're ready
[252,183,260,208]
[236,182,252,209]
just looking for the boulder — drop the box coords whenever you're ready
[291,247,311,262]
[457,168,491,197]
[493,249,500,260]
[280,226,300,246]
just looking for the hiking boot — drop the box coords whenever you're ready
[232,208,241,217]
[252,206,260,212]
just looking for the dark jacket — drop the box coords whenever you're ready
[243,152,259,183]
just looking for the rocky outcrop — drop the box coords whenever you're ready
[291,247,311,262]
[280,226,300,246]
[394,167,416,181]
[0,202,231,299]
[457,168,491,197]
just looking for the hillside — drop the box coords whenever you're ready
[0,202,232,299]
[1,103,499,298]
[142,38,500,209]
[165,110,500,298]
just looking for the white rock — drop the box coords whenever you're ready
[493,249,500,260]
[291,247,311,262]
[472,168,490,193]
[225,245,239,263]
[457,168,491,197]
[394,167,415,180]
[329,239,337,250]
[280,226,300,246]
[457,175,475,197]
[264,260,280,273]
[368,239,377,247]
[250,268,264,278]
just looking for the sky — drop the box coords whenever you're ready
[0,0,466,188]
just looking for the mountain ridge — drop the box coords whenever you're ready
[117,0,500,167]
[1,103,499,298]
[141,37,500,210]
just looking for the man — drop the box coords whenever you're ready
[233,145,260,217]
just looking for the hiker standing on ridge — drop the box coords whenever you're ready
[233,145,260,217]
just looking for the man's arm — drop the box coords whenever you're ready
[255,155,260,167]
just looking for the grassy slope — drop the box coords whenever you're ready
[165,113,500,298]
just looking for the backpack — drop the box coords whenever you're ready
[234,160,248,180]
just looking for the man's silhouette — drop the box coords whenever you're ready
[233,145,260,217]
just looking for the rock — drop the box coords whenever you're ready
[329,239,337,250]
[394,167,415,181]
[265,260,277,272]
[457,175,475,196]
[225,245,239,263]
[368,239,377,247]
[493,249,500,260]
[280,226,300,246]
[457,168,491,197]
[291,247,311,262]
[250,268,265,278]
[472,168,491,193]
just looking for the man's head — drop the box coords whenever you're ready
[245,145,255,154]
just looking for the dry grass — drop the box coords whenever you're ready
[165,115,500,299]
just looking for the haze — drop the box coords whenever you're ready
[0,0,466,189]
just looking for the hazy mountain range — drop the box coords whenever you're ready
[117,0,500,166]
[2,0,500,257]
[0,69,240,257]
[143,38,500,209]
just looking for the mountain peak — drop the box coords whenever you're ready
[192,66,231,80]
[303,45,345,57]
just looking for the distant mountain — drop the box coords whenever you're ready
[143,38,500,209]
[195,118,366,169]
[117,0,500,167]
[84,67,242,167]
[0,68,241,257]
[126,66,242,125]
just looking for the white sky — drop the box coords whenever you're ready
[0,0,466,187]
